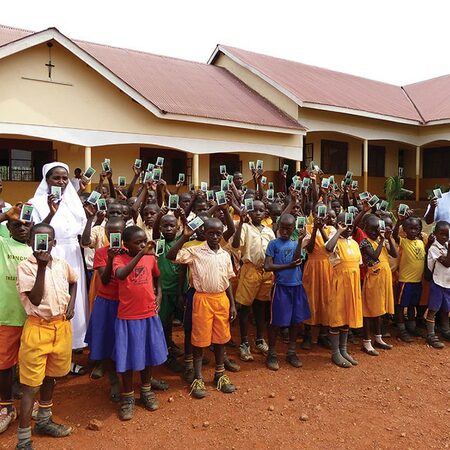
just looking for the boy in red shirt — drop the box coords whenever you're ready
[113,226,167,421]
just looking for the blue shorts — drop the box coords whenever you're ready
[396,282,422,307]
[183,288,195,333]
[428,281,450,312]
[270,284,311,327]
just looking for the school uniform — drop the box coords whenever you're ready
[84,246,119,360]
[112,254,167,373]
[235,223,275,306]
[360,238,394,317]
[328,237,363,329]
[175,242,235,348]
[266,238,310,327]
[16,256,78,387]
[427,240,450,312]
[302,225,334,326]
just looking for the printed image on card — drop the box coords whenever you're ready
[34,233,48,251]
[283,164,289,173]
[87,190,101,205]
[147,163,154,172]
[215,190,227,205]
[221,180,230,191]
[433,188,443,199]
[152,168,161,181]
[51,186,61,201]
[244,198,254,212]
[206,190,214,201]
[200,182,208,192]
[267,189,274,201]
[188,216,204,231]
[220,165,227,174]
[134,159,142,168]
[296,216,306,229]
[20,205,34,222]
[379,220,386,231]
[156,157,164,167]
[321,178,330,189]
[109,233,121,249]
[97,198,107,211]
[168,194,179,210]
[102,162,111,172]
[256,160,264,170]
[84,167,96,179]
[368,195,380,207]
[178,173,185,183]
[155,239,165,256]
[359,191,370,200]
[398,203,408,216]
[318,205,327,218]
[345,212,354,226]
[118,176,126,187]
[249,161,256,171]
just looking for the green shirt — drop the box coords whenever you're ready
[0,223,9,238]
[157,237,184,293]
[0,236,32,326]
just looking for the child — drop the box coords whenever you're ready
[113,226,167,420]
[425,220,450,348]
[0,207,32,434]
[264,214,310,370]
[393,215,426,341]
[16,223,77,449]
[84,217,125,398]
[167,218,237,399]
[360,215,397,355]
[232,200,275,361]
[325,213,362,368]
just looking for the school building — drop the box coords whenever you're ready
[0,24,449,204]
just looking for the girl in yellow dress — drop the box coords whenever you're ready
[325,213,362,368]
[301,208,335,349]
[360,215,397,356]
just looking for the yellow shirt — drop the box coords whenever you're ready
[175,241,235,293]
[398,237,425,283]
[238,222,275,268]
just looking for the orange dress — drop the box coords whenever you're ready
[328,237,363,329]
[302,225,333,326]
[361,238,394,317]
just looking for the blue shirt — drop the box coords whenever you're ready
[266,238,302,286]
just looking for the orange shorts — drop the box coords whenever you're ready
[0,325,23,370]
[192,292,231,348]
[235,262,273,306]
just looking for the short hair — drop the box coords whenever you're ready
[160,214,177,224]
[143,203,160,212]
[204,217,223,230]
[122,225,144,242]
[31,222,55,235]
[404,216,421,228]
[279,213,295,225]
[105,217,125,229]
[435,220,450,232]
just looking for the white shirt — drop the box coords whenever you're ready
[70,177,81,191]
[425,191,450,223]
[428,240,450,288]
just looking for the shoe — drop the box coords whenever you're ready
[31,401,39,421]
[0,406,17,434]
[35,418,72,437]
[168,342,184,358]
[224,356,241,372]
[226,339,237,348]
[426,335,444,349]
[16,442,34,450]
[140,389,159,411]
[301,334,312,350]
[118,395,135,421]
[399,329,413,343]
[90,362,105,380]
[172,318,182,327]
[214,374,235,394]
[165,355,184,373]
[183,367,195,384]
[190,378,207,399]
[255,339,269,355]
[361,346,379,356]
[150,377,169,391]
[374,340,393,350]
[440,331,450,342]
[286,352,302,368]
[239,343,254,362]
[317,334,332,349]
[407,327,423,338]
[265,353,279,371]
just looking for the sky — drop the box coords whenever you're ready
[2,0,450,85]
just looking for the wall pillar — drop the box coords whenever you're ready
[295,160,301,172]
[193,153,199,189]
[363,139,368,192]
[84,146,92,192]
[415,146,420,201]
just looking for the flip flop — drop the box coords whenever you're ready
[70,363,86,376]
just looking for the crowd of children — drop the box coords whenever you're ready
[0,159,448,449]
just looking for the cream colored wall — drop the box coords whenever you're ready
[214,53,299,119]
[0,42,300,149]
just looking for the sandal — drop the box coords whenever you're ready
[70,363,86,376]
[35,418,72,437]
[90,362,105,380]
[426,335,444,349]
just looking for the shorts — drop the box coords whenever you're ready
[396,282,422,307]
[183,287,195,333]
[0,325,23,370]
[192,291,231,347]
[270,284,311,327]
[113,316,167,373]
[235,262,273,306]
[19,317,72,387]
[428,281,450,312]
[158,292,178,328]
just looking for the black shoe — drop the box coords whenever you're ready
[224,356,240,372]
[301,335,312,350]
[317,335,331,349]
[165,356,184,373]
[286,352,302,368]
[35,418,72,437]
[265,353,279,371]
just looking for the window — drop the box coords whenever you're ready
[320,140,348,174]
[209,153,241,188]
[0,139,54,181]
[303,143,314,168]
[368,145,385,177]
[140,148,187,184]
[423,147,450,178]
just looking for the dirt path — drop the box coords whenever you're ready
[2,330,449,450]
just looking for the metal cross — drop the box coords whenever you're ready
[45,42,54,79]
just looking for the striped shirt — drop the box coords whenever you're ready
[175,241,235,293]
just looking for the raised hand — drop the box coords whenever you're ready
[47,194,59,215]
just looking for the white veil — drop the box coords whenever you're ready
[29,162,86,233]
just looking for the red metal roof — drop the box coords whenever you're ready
[217,45,423,123]
[0,25,302,131]
[403,75,450,123]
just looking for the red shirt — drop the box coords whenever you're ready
[113,253,160,320]
[93,247,119,301]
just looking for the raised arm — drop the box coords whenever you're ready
[115,242,153,280]
[127,164,142,199]
[166,226,194,261]
[326,224,345,252]
[424,198,438,225]
[25,252,50,306]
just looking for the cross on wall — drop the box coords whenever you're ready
[45,42,54,79]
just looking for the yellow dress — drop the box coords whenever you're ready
[328,238,363,329]
[303,225,333,326]
[362,238,394,317]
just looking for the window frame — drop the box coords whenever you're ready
[320,139,348,174]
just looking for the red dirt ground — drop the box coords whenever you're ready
[2,328,449,450]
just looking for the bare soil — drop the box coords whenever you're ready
[2,327,449,450]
